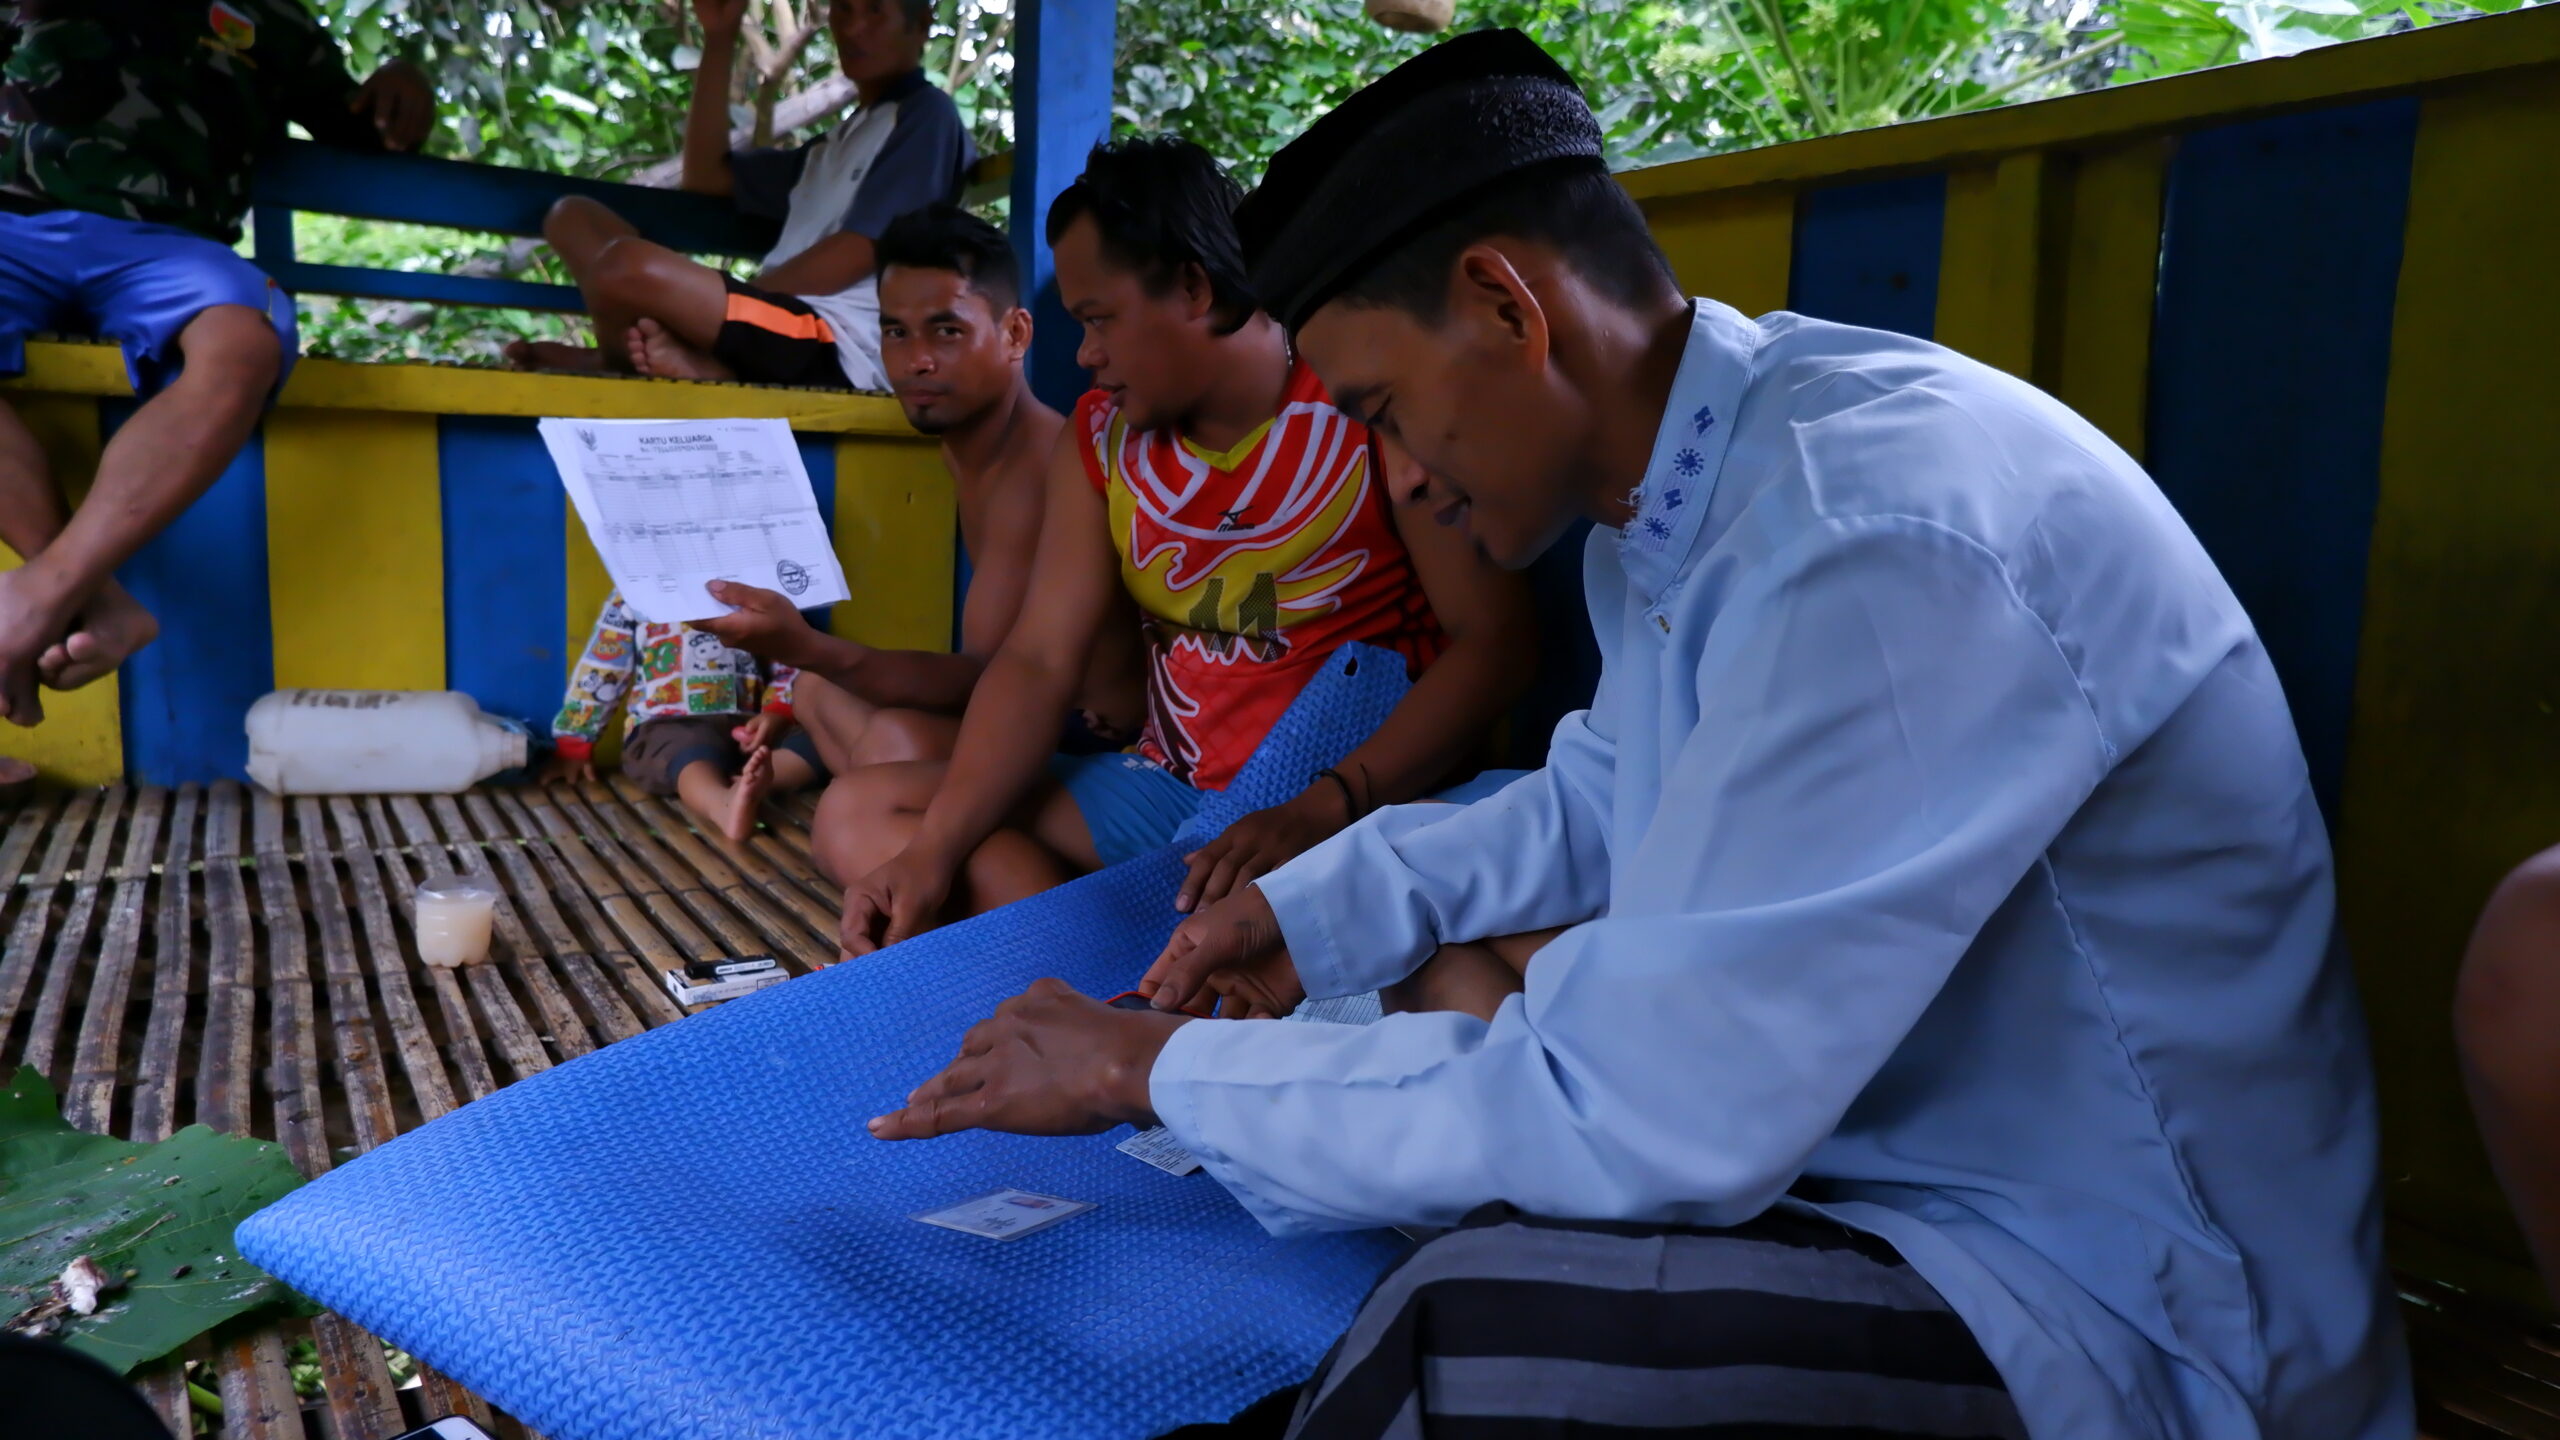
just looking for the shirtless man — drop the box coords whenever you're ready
[699,204,1142,872]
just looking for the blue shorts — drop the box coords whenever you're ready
[1045,750,1203,867]
[1045,756,1533,871]
[0,210,298,399]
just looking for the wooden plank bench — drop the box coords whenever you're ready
[3,781,2553,1436]
[0,781,837,1439]
[2409,1273,2560,1438]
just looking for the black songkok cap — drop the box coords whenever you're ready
[1237,28,1604,330]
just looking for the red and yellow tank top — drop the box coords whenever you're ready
[1074,359,1445,790]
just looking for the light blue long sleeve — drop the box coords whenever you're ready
[1149,301,2408,1440]
[1257,685,1619,999]
[1161,517,2107,1229]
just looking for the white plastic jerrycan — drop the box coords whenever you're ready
[245,690,530,795]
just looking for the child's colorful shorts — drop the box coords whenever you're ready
[0,209,298,398]
[624,715,824,796]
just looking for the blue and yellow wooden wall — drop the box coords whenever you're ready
[1620,3,2560,1304]
[0,348,952,786]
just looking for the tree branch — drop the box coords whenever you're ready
[751,15,826,142]
[740,0,783,73]
[373,236,550,332]
[1750,0,1840,132]
[949,6,1014,94]
[1712,0,1811,138]
[629,74,857,186]
[773,18,825,75]
[1962,36,2122,109]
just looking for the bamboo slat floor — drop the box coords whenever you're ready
[0,779,841,1440]
[2406,1273,2560,1440]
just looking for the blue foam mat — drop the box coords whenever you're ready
[239,647,1413,1440]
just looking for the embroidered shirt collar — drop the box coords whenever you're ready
[1614,299,1760,602]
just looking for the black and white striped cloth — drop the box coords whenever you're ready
[1221,1205,2026,1440]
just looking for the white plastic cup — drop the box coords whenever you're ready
[415,874,501,969]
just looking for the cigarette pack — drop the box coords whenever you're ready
[662,963,790,1008]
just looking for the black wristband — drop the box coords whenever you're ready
[1313,767,1362,821]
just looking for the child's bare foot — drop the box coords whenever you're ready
[723,746,772,843]
[626,319,734,382]
[38,579,157,692]
[502,339,609,373]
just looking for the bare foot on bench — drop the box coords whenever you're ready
[724,745,772,843]
[38,579,157,692]
[627,319,735,382]
[502,339,609,373]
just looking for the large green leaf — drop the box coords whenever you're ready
[0,1067,307,1374]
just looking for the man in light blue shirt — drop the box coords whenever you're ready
[869,31,2407,1439]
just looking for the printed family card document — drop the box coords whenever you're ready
[538,417,850,624]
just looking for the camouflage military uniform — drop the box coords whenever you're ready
[0,0,393,394]
[0,0,379,242]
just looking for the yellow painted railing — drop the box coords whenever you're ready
[0,347,952,788]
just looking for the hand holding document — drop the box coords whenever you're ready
[538,417,850,624]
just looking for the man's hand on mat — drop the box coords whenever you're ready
[541,754,597,785]
[698,582,821,668]
[1176,784,1354,913]
[1144,885,1303,1019]
[868,978,1187,1139]
[841,847,954,957]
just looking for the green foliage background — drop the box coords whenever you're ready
[287,0,2535,364]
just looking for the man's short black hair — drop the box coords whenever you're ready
[876,203,1021,311]
[1327,159,1680,326]
[1045,135,1256,336]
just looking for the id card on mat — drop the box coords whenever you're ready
[912,1188,1094,1241]
[1117,1126,1203,1176]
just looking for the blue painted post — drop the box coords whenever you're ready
[2144,98,2419,829]
[113,406,274,784]
[250,203,296,274]
[1009,0,1116,410]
